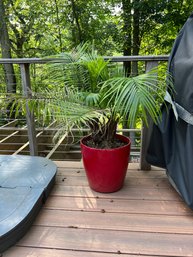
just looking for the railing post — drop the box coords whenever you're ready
[140,60,158,170]
[20,63,38,156]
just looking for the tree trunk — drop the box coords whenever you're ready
[122,0,132,76]
[0,0,17,94]
[0,0,17,120]
[54,0,63,52]
[71,0,83,44]
[122,0,141,141]
[132,0,140,76]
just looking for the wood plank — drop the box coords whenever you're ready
[54,161,164,171]
[0,150,19,154]
[3,246,152,257]
[16,226,193,256]
[44,196,191,215]
[46,134,67,159]
[55,175,171,188]
[54,160,84,168]
[51,185,181,201]
[35,209,193,234]
[56,167,167,178]
[0,143,24,151]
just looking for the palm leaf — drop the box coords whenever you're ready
[100,70,168,126]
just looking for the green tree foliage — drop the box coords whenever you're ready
[119,0,193,74]
[3,0,122,57]
[1,0,192,58]
[67,0,121,54]
[140,0,193,55]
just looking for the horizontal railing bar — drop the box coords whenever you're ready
[0,58,51,64]
[0,127,141,132]
[104,55,169,62]
[0,55,169,64]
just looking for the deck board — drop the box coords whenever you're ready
[3,161,193,257]
[35,209,193,234]
[44,196,190,215]
[51,185,182,200]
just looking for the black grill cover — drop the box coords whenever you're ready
[146,13,193,209]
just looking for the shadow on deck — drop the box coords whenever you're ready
[3,161,193,257]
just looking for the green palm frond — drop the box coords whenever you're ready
[85,92,100,106]
[47,43,110,93]
[31,88,109,139]
[100,70,169,126]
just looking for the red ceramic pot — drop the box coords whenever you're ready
[80,134,131,193]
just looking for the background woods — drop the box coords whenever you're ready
[0,0,193,93]
[1,0,192,57]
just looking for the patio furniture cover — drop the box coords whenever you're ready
[146,13,193,210]
[0,155,57,252]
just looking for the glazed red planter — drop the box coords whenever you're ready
[80,134,131,193]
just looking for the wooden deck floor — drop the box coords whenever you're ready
[3,161,193,257]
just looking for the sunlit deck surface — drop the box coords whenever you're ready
[3,161,193,257]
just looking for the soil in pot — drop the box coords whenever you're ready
[85,137,127,149]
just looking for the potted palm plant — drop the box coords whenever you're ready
[11,44,170,193]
